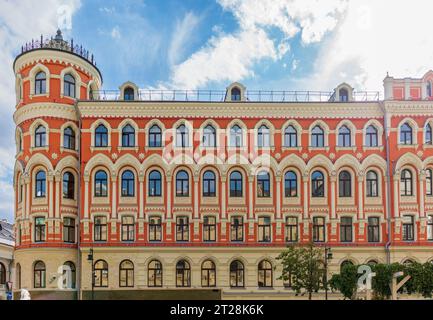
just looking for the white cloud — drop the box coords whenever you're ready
[304,0,433,92]
[168,11,202,66]
[0,0,81,222]
[169,0,345,89]
[111,26,121,39]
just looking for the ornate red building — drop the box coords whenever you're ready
[11,31,433,299]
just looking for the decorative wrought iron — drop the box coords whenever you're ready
[20,29,96,67]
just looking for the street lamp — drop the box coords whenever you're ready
[324,246,333,301]
[87,248,94,300]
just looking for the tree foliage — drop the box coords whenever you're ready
[328,264,358,300]
[277,243,325,300]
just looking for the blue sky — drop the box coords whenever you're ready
[1,0,433,222]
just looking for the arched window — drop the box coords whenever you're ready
[121,170,135,197]
[35,125,46,147]
[400,123,413,145]
[231,87,241,101]
[367,260,378,266]
[428,81,432,98]
[426,123,432,144]
[311,171,325,197]
[257,171,270,198]
[284,125,298,147]
[338,125,351,147]
[427,169,433,196]
[34,261,46,288]
[339,88,349,102]
[230,171,243,197]
[230,125,243,147]
[284,171,297,197]
[366,125,378,147]
[124,87,135,101]
[148,260,163,287]
[400,169,413,196]
[311,126,324,147]
[63,172,75,199]
[122,124,135,147]
[176,260,191,287]
[149,124,162,147]
[95,124,108,147]
[230,260,244,288]
[16,263,21,289]
[257,125,270,147]
[35,171,46,198]
[0,262,5,285]
[119,260,134,287]
[203,125,216,147]
[203,171,216,197]
[63,127,76,150]
[62,261,76,289]
[201,260,216,287]
[94,260,108,287]
[366,171,379,197]
[258,260,273,288]
[340,260,354,272]
[149,170,162,197]
[64,74,76,98]
[35,71,46,95]
[176,125,189,148]
[176,170,189,197]
[339,171,351,197]
[94,170,108,197]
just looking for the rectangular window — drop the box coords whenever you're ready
[230,216,243,242]
[34,217,46,242]
[367,217,380,243]
[313,217,325,242]
[203,216,216,242]
[340,217,353,243]
[258,217,271,242]
[149,216,162,242]
[94,216,107,242]
[285,217,298,243]
[176,216,189,242]
[121,216,135,242]
[63,218,75,243]
[402,215,414,241]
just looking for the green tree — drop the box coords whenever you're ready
[277,243,325,300]
[328,264,359,300]
[371,263,403,300]
[409,262,433,298]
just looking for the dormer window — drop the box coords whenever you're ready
[231,87,241,101]
[124,87,135,101]
[339,88,349,102]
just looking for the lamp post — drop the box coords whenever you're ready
[87,248,94,300]
[324,246,333,301]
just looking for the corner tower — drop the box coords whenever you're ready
[13,30,102,299]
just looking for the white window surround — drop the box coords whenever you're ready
[423,118,433,145]
[336,120,356,147]
[308,120,330,149]
[91,167,111,205]
[334,83,354,102]
[281,120,302,148]
[282,168,302,205]
[200,166,219,205]
[60,67,82,99]
[226,119,248,148]
[15,74,23,104]
[15,127,23,155]
[146,167,165,205]
[173,167,193,204]
[61,169,79,205]
[172,119,194,149]
[199,119,221,148]
[90,119,112,148]
[60,121,79,152]
[28,63,50,97]
[87,80,100,100]
[227,167,247,205]
[118,167,138,204]
[119,81,139,101]
[336,168,355,205]
[254,168,274,205]
[399,166,418,202]
[118,119,139,149]
[310,168,328,205]
[363,119,384,148]
[32,166,49,205]
[145,119,166,148]
[253,120,275,149]
[225,82,247,102]
[397,117,419,146]
[29,119,50,149]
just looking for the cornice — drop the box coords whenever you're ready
[14,103,78,125]
[385,101,433,116]
[77,101,383,119]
